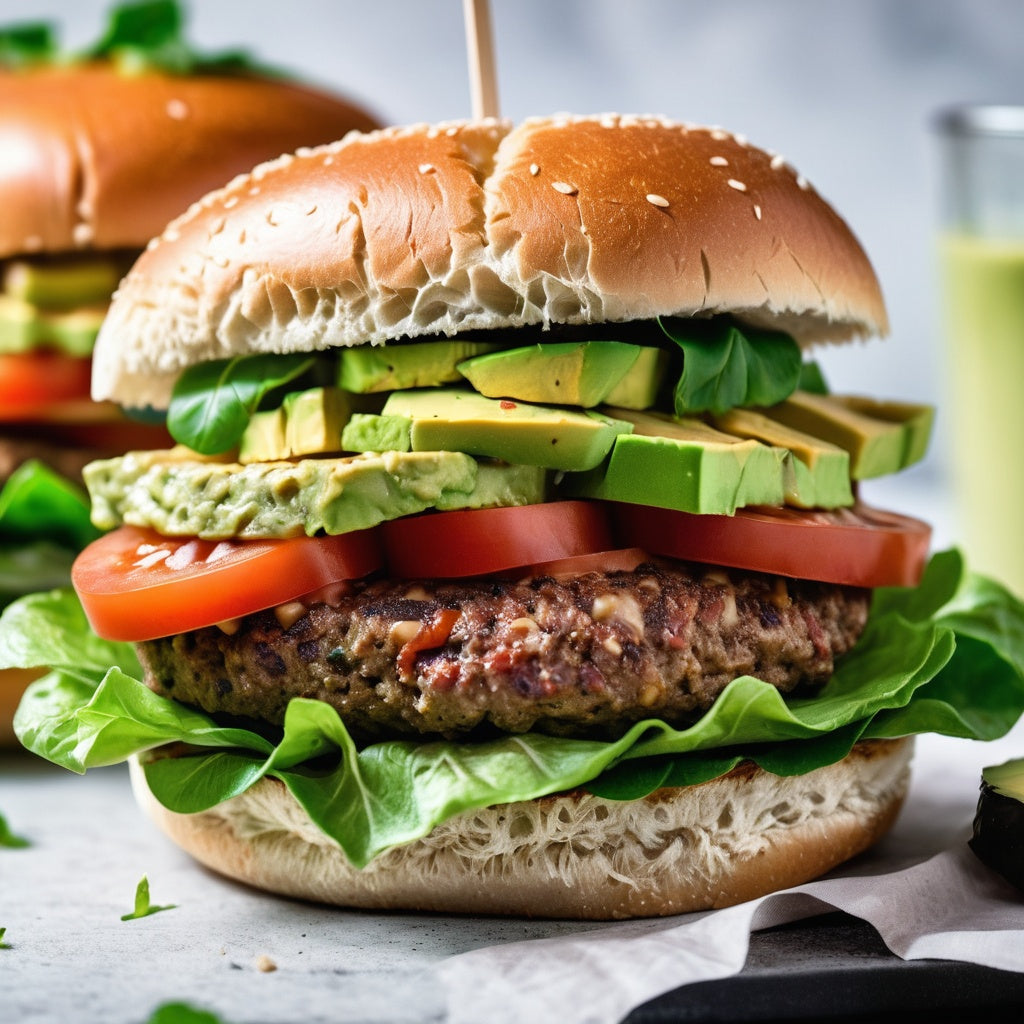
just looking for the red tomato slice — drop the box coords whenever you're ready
[380,501,613,579]
[612,502,932,588]
[72,525,383,641]
[0,352,93,420]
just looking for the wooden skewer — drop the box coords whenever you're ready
[463,0,500,119]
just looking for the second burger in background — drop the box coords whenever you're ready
[0,0,378,742]
[5,114,1024,918]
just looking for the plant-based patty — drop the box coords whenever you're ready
[0,436,98,487]
[136,562,869,739]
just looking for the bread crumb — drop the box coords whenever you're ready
[255,954,277,973]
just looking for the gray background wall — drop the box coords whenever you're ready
[5,0,1024,487]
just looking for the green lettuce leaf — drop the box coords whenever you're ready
[0,21,56,68]
[2,1,269,76]
[797,360,830,395]
[0,461,100,611]
[167,353,318,454]
[3,551,1024,868]
[659,317,803,415]
[0,459,99,552]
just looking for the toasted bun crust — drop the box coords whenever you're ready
[131,737,911,920]
[0,667,43,747]
[94,115,888,409]
[0,63,378,259]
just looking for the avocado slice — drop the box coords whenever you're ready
[760,390,929,480]
[84,447,545,539]
[562,408,785,514]
[378,388,633,472]
[712,408,853,509]
[238,387,352,463]
[603,346,671,410]
[831,395,935,470]
[0,294,104,356]
[3,257,123,311]
[338,340,500,393]
[341,413,413,453]
[238,407,288,464]
[283,386,351,457]
[970,759,1024,893]
[436,460,548,512]
[456,341,642,407]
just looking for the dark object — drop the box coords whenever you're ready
[970,758,1024,892]
[625,912,1024,1023]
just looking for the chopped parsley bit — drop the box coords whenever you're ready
[0,927,10,949]
[121,875,177,921]
[0,812,29,848]
[147,1003,228,1024]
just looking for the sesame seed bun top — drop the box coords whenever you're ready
[92,114,888,408]
[0,62,378,258]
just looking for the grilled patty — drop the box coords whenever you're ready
[0,434,99,487]
[136,560,870,740]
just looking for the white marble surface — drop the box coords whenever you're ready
[0,755,549,1024]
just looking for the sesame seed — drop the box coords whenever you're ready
[770,154,786,170]
[727,179,747,192]
[797,175,810,190]
[753,204,763,220]
[710,129,728,140]
[223,196,238,209]
[710,156,729,167]
[530,163,540,176]
[23,235,42,251]
[166,98,188,120]
[72,223,93,246]
[324,155,334,166]
[646,193,670,208]
[418,163,435,174]
[551,181,577,195]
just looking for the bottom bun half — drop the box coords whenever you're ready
[130,737,913,920]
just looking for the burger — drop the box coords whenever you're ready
[4,114,1024,919]
[0,0,378,742]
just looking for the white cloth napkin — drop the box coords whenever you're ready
[439,725,1024,1024]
